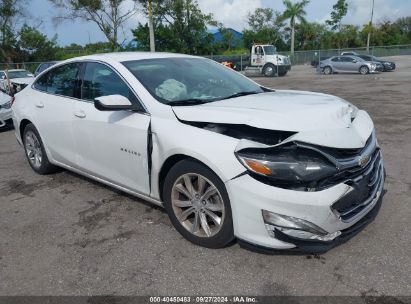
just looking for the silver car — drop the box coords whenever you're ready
[320,55,380,75]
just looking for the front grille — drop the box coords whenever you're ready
[331,150,384,221]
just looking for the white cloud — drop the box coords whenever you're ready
[345,0,411,26]
[198,0,263,30]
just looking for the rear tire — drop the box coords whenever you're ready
[163,159,234,248]
[23,124,58,175]
[359,65,369,75]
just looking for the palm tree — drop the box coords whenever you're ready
[281,0,310,54]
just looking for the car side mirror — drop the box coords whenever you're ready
[353,60,357,63]
[94,95,135,111]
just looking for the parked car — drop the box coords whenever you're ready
[310,56,330,67]
[0,69,35,94]
[356,55,396,71]
[320,55,381,75]
[12,53,385,253]
[0,91,13,129]
[34,61,58,76]
[341,51,359,56]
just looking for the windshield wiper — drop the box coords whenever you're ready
[219,91,261,100]
[167,98,215,106]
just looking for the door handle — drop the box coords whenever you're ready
[35,101,44,108]
[74,111,86,118]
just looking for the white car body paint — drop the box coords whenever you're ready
[12,52,384,251]
[0,91,12,127]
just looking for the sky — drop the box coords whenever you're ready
[28,0,411,46]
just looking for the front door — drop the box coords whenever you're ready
[72,62,151,195]
[340,56,358,72]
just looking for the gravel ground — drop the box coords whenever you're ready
[0,56,410,296]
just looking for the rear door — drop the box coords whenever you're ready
[32,62,81,167]
[331,57,344,72]
[72,61,151,195]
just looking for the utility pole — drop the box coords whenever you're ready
[148,0,155,52]
[366,0,375,53]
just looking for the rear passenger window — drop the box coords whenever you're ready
[81,62,133,101]
[331,57,340,62]
[47,63,80,97]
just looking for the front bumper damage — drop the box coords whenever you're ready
[226,130,385,254]
[238,189,385,254]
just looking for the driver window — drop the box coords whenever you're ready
[81,62,135,102]
[341,57,353,62]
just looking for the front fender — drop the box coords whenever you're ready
[150,116,246,200]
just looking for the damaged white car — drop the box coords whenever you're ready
[12,53,385,253]
[0,69,35,95]
[0,91,13,129]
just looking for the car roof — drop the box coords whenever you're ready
[64,52,197,64]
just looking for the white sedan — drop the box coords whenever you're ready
[12,53,385,253]
[0,69,35,94]
[0,91,13,128]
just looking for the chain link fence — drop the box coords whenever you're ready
[206,44,411,70]
[0,62,45,74]
[2,44,411,73]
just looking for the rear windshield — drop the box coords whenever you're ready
[8,70,33,78]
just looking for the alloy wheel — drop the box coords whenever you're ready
[25,130,43,169]
[171,173,225,238]
[360,66,369,75]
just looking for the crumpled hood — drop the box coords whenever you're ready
[10,77,34,85]
[173,90,374,149]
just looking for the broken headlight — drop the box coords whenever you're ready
[236,145,338,188]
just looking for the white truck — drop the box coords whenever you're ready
[245,44,291,77]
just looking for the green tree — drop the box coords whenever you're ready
[295,22,328,50]
[132,0,215,54]
[49,0,137,50]
[326,0,348,31]
[215,24,243,52]
[243,8,284,49]
[0,0,28,62]
[18,24,58,61]
[395,17,411,41]
[280,0,310,54]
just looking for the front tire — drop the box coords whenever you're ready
[359,65,369,75]
[163,159,234,248]
[263,63,275,77]
[23,124,58,174]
